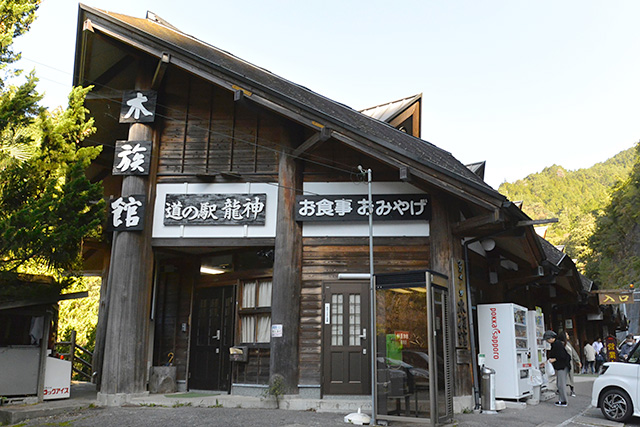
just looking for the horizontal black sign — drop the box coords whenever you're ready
[164,193,267,226]
[295,194,430,222]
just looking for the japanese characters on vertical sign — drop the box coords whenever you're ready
[163,193,267,226]
[113,140,152,175]
[605,336,618,362]
[109,195,146,231]
[119,90,157,123]
[454,259,469,349]
[294,194,430,222]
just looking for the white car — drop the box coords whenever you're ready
[592,342,640,422]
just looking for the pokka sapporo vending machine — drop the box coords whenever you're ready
[478,303,533,399]
[527,308,548,387]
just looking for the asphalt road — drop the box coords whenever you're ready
[9,375,640,427]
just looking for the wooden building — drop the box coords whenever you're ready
[72,5,592,414]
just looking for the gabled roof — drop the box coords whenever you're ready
[360,94,421,123]
[75,5,505,209]
[465,161,486,180]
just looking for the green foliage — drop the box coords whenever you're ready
[0,0,40,72]
[0,0,105,291]
[586,144,640,289]
[263,374,286,408]
[58,277,100,354]
[499,147,636,266]
[0,86,104,277]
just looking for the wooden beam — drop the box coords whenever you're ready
[152,237,275,247]
[399,166,411,182]
[292,127,332,158]
[516,218,559,227]
[151,52,170,90]
[452,210,504,236]
[0,291,89,310]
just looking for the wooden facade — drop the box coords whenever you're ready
[73,5,595,413]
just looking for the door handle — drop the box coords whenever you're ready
[213,329,220,340]
[359,328,367,340]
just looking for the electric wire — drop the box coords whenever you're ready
[17,55,370,183]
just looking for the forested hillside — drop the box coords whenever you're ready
[498,146,636,270]
[587,144,640,289]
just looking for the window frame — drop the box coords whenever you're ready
[237,277,272,345]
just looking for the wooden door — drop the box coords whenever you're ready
[189,285,235,391]
[322,282,371,395]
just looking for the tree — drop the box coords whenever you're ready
[0,0,104,299]
[585,144,640,289]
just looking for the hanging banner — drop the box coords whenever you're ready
[295,194,430,222]
[119,90,157,123]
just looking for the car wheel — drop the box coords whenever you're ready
[600,388,634,422]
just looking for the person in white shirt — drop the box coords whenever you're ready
[593,338,605,373]
[583,342,596,374]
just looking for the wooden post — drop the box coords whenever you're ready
[70,330,77,370]
[98,64,156,404]
[93,251,111,387]
[430,192,472,396]
[270,141,302,393]
[36,311,52,402]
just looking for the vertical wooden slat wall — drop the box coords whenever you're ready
[156,68,281,178]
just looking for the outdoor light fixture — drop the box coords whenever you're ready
[481,238,496,252]
[200,266,226,275]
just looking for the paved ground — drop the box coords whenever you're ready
[5,375,640,426]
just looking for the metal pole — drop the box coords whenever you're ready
[360,165,377,424]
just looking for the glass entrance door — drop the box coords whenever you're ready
[374,271,452,424]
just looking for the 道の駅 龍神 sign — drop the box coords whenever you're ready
[295,194,430,221]
[164,193,267,225]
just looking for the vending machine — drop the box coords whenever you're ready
[527,308,548,386]
[478,303,533,399]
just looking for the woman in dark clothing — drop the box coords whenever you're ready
[544,330,571,407]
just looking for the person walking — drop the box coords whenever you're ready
[563,331,582,397]
[593,338,605,373]
[583,341,596,374]
[545,330,571,407]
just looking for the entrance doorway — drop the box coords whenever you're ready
[374,270,453,424]
[188,285,235,391]
[322,281,371,395]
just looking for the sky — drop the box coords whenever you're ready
[12,1,640,189]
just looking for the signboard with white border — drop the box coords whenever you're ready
[152,182,429,239]
[153,183,278,239]
[301,182,430,237]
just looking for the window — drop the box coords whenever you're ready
[238,279,272,344]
